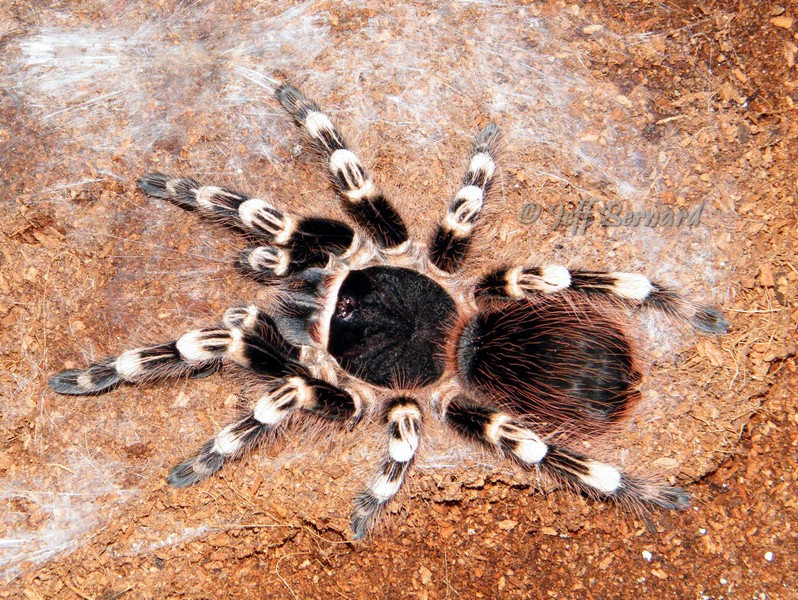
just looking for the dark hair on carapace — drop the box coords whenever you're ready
[455,297,641,435]
[327,266,457,388]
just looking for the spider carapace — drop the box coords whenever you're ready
[50,84,727,539]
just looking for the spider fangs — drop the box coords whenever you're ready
[49,83,728,539]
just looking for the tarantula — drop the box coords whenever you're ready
[50,84,728,539]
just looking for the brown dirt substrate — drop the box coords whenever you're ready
[1,0,796,598]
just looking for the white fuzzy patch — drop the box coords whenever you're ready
[304,111,336,140]
[329,149,374,200]
[539,265,571,291]
[388,412,420,464]
[469,152,495,180]
[443,185,484,234]
[76,372,94,390]
[225,328,246,365]
[212,428,241,456]
[165,178,182,198]
[455,185,484,205]
[516,265,571,294]
[238,198,287,239]
[248,246,290,276]
[287,376,313,408]
[195,186,225,209]
[115,350,145,380]
[513,436,548,465]
[239,305,260,331]
[389,438,416,463]
[485,413,510,446]
[253,392,292,425]
[580,461,623,494]
[497,420,547,464]
[176,330,229,363]
[506,267,526,299]
[608,272,653,300]
[369,475,401,502]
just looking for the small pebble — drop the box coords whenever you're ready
[765,551,774,562]
[642,551,653,562]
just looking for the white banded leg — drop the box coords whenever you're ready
[351,397,421,540]
[475,265,728,334]
[429,124,500,274]
[443,397,689,510]
[137,174,357,269]
[49,306,303,396]
[237,245,292,281]
[274,84,409,251]
[168,375,357,487]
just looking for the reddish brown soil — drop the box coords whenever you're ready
[1,1,795,598]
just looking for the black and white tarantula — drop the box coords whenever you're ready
[50,84,728,539]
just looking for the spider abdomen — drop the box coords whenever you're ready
[455,298,641,434]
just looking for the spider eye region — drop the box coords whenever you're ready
[335,296,356,320]
[327,266,456,388]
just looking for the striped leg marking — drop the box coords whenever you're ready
[429,124,499,274]
[275,84,409,251]
[137,174,356,272]
[444,397,689,510]
[49,306,303,396]
[351,397,421,540]
[168,375,357,487]
[476,266,728,334]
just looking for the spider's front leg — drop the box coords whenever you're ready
[275,84,409,252]
[351,397,422,540]
[475,264,729,334]
[49,305,301,395]
[168,375,359,487]
[429,123,500,274]
[442,396,689,511]
[137,173,358,278]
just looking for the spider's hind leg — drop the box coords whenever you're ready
[475,265,728,334]
[442,397,689,511]
[168,375,358,487]
[429,123,500,274]
[351,397,422,539]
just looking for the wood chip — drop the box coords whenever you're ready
[651,568,669,580]
[770,16,794,29]
[759,263,775,287]
[497,519,518,531]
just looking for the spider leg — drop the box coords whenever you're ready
[274,84,409,252]
[236,244,313,283]
[351,397,421,540]
[168,375,357,487]
[442,396,689,511]
[49,305,304,395]
[475,265,728,334]
[429,124,500,274]
[137,173,357,272]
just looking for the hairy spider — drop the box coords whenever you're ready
[50,84,728,539]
